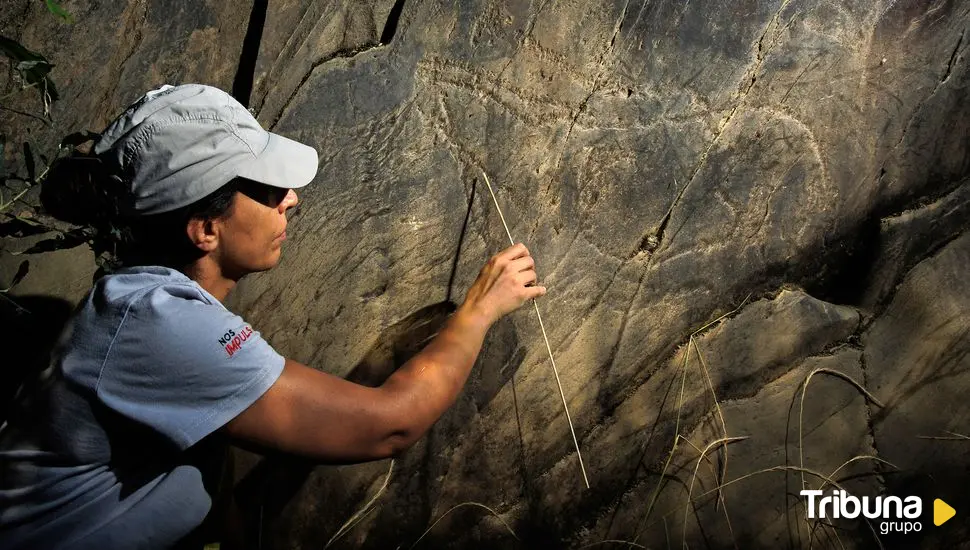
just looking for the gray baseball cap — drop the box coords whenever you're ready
[93,84,318,215]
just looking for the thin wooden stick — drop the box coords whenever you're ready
[480,170,590,489]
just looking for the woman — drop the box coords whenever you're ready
[0,84,544,549]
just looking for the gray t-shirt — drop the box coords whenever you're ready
[0,266,284,549]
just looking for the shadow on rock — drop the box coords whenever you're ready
[347,300,457,387]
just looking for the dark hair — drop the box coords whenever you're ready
[119,180,240,269]
[41,154,240,272]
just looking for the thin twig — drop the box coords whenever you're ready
[0,186,33,212]
[480,170,590,489]
[408,502,519,549]
[0,292,31,314]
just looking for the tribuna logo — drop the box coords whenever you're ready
[218,326,255,357]
[801,490,923,535]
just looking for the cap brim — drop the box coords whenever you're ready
[237,132,318,189]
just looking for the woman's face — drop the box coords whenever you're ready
[214,181,299,277]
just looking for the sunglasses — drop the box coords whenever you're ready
[237,178,291,208]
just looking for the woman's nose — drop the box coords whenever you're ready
[279,189,299,213]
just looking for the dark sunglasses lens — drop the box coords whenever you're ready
[241,181,288,207]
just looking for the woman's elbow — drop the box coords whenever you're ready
[376,430,420,458]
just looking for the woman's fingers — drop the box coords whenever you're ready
[516,269,537,286]
[496,242,529,262]
[508,255,535,273]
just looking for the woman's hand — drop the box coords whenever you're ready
[460,242,546,326]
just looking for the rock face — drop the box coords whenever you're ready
[2,1,969,549]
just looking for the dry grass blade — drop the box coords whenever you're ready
[407,502,519,549]
[632,343,692,543]
[640,464,891,550]
[325,459,395,549]
[825,455,898,484]
[681,436,748,547]
[628,295,751,545]
[679,437,719,477]
[917,430,970,441]
[797,368,884,550]
[576,540,648,549]
[663,516,670,550]
[480,169,590,489]
[798,368,884,494]
[690,336,738,549]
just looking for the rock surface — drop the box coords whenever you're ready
[2,1,969,548]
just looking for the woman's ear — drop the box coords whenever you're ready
[186,217,219,252]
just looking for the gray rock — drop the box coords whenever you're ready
[863,231,970,549]
[2,0,969,548]
[1,0,248,174]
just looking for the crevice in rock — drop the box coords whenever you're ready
[269,43,383,130]
[545,0,632,189]
[867,229,967,317]
[102,1,149,110]
[267,0,415,131]
[887,29,967,155]
[232,0,268,107]
[880,175,970,219]
[859,350,887,493]
[445,177,475,304]
[379,0,407,45]
[941,30,964,84]
[608,0,633,49]
[596,266,650,389]
[637,0,795,257]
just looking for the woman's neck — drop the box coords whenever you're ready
[183,257,238,302]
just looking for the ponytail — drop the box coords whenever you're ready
[40,153,241,273]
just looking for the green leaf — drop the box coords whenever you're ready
[22,142,36,184]
[0,36,46,64]
[0,35,59,103]
[10,259,29,287]
[45,0,74,23]
[0,260,29,293]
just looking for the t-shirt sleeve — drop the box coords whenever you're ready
[95,282,285,450]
